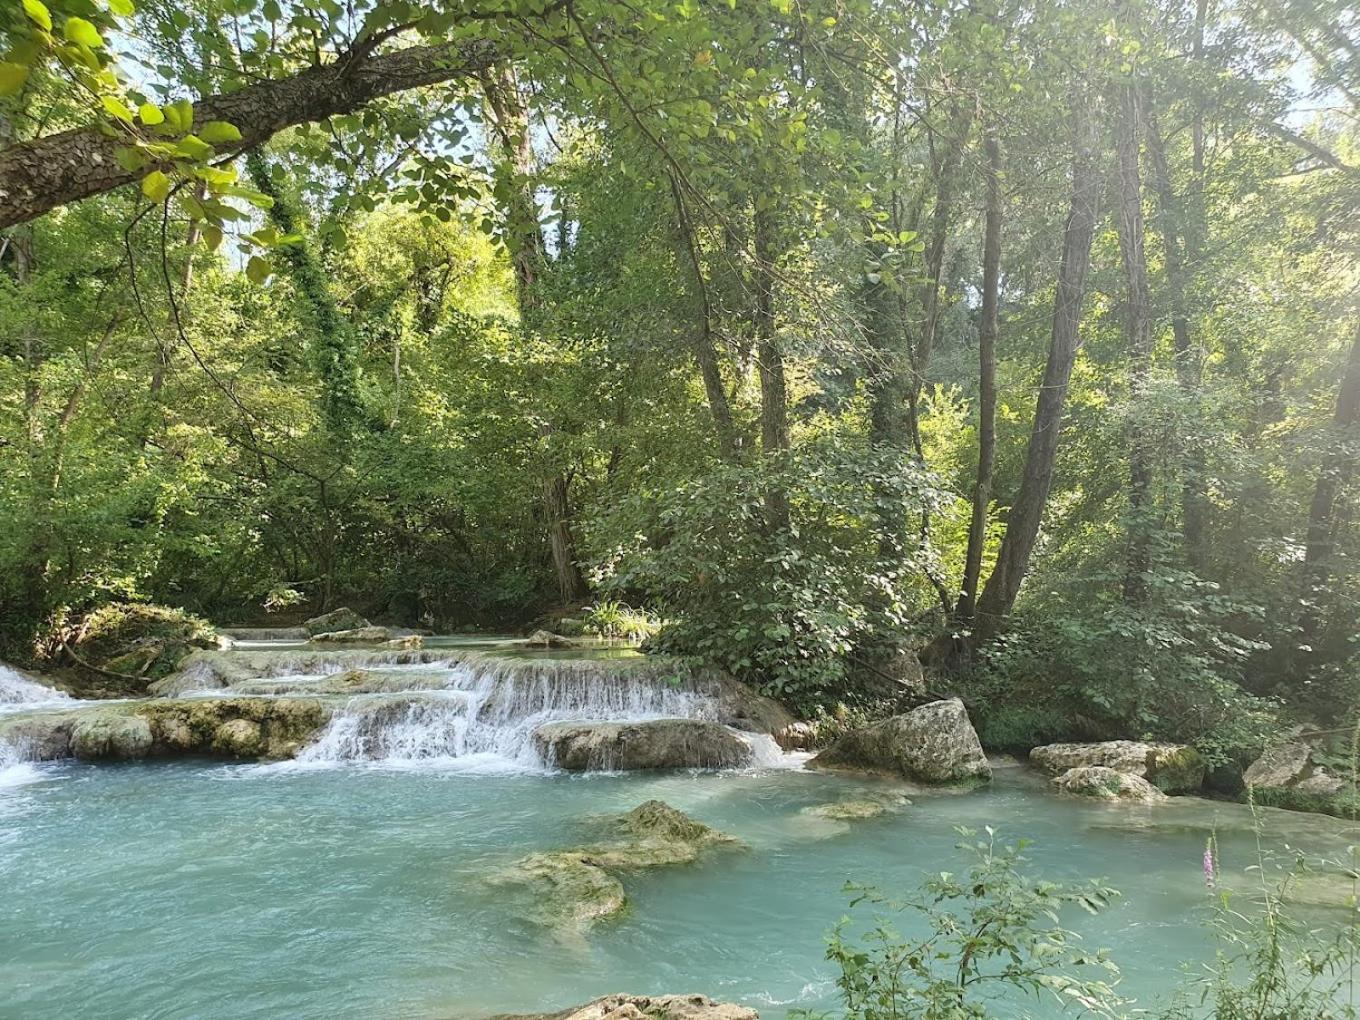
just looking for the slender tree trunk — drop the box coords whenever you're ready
[973,94,1102,642]
[1114,83,1154,603]
[150,186,204,401]
[1145,112,1209,569]
[957,128,1003,624]
[753,206,789,533]
[1299,321,1360,647]
[481,64,588,603]
[668,172,737,460]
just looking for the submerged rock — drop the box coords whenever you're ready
[525,630,577,649]
[535,720,754,771]
[309,626,393,644]
[492,993,759,1020]
[491,801,741,933]
[303,607,369,636]
[1030,741,1205,794]
[807,698,990,785]
[801,795,908,822]
[1052,765,1167,803]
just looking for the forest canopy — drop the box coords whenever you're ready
[1,0,1357,758]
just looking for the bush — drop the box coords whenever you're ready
[591,438,948,709]
[581,600,658,642]
[799,828,1124,1019]
[963,569,1275,748]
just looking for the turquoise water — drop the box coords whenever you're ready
[2,758,1356,1019]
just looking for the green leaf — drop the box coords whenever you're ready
[22,0,52,31]
[138,103,164,126]
[141,170,171,203]
[202,224,223,251]
[174,135,213,160]
[101,95,134,122]
[245,255,273,285]
[198,120,242,144]
[164,99,194,133]
[63,16,104,48]
[114,146,147,172]
[107,0,135,15]
[0,62,29,96]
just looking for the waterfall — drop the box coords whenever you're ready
[292,656,778,771]
[0,663,70,710]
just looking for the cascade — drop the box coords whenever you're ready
[293,655,775,769]
[0,663,70,709]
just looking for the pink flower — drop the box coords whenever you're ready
[1203,836,1218,888]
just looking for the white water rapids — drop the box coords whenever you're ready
[0,663,70,710]
[293,657,790,771]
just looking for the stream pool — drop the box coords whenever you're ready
[2,756,1356,1019]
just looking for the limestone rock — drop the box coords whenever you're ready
[493,994,759,1020]
[1052,765,1168,803]
[535,720,754,771]
[491,801,741,933]
[801,798,906,821]
[525,630,577,649]
[807,698,990,784]
[212,718,264,757]
[71,713,154,760]
[1243,741,1313,789]
[308,626,392,644]
[303,608,370,636]
[0,712,77,760]
[384,635,423,650]
[1030,741,1206,794]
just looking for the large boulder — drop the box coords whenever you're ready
[534,720,754,771]
[303,608,370,636]
[1052,766,1167,803]
[1029,741,1205,794]
[807,698,991,784]
[308,626,393,644]
[1244,740,1345,797]
[492,994,759,1020]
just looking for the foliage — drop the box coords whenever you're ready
[594,439,947,707]
[580,601,657,643]
[962,568,1277,750]
[799,828,1124,1020]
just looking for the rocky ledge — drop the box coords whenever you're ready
[491,993,758,1020]
[1051,765,1167,803]
[0,697,328,761]
[534,719,756,771]
[1029,740,1205,794]
[807,698,991,785]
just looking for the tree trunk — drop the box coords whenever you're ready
[753,205,789,533]
[668,172,738,460]
[481,64,588,604]
[957,127,1003,624]
[1299,321,1360,647]
[0,40,500,229]
[1114,83,1154,603]
[1144,111,1209,570]
[973,94,1102,642]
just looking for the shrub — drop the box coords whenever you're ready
[798,828,1124,1020]
[591,438,948,709]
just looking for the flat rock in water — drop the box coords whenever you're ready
[1052,765,1167,803]
[534,719,754,771]
[807,698,990,785]
[525,629,577,649]
[1030,740,1205,794]
[303,607,370,636]
[308,626,392,644]
[491,993,759,1020]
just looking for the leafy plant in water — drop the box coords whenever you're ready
[798,827,1124,1020]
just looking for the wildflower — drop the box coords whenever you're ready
[1203,834,1218,888]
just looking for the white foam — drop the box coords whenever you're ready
[0,663,70,710]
